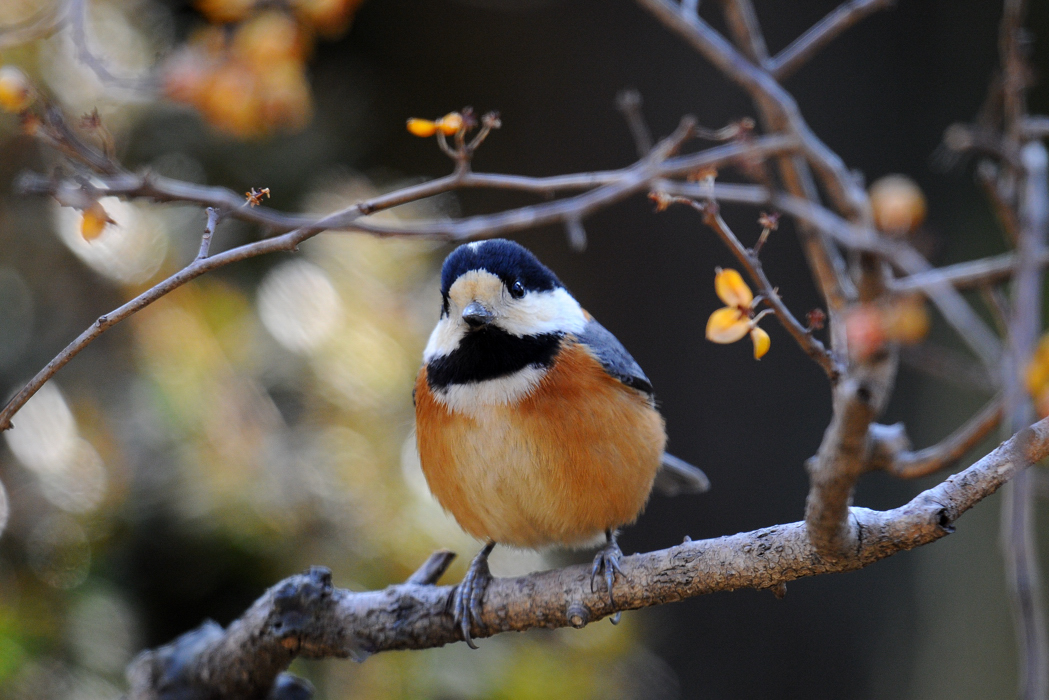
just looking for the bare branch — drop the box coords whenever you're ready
[616,89,654,157]
[196,207,219,260]
[768,0,896,81]
[1003,138,1049,700]
[125,415,1049,699]
[636,0,867,220]
[405,550,457,586]
[870,396,1004,478]
[4,122,805,432]
[720,0,770,66]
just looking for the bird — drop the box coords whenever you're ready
[414,239,709,647]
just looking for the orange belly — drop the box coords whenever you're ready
[414,341,666,549]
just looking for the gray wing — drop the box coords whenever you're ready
[576,319,710,496]
[654,453,711,496]
[575,318,653,395]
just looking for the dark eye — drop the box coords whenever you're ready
[509,280,525,299]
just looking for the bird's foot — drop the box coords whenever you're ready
[590,530,626,613]
[453,542,494,649]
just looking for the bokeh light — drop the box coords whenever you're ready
[26,515,91,590]
[257,260,343,353]
[4,384,108,514]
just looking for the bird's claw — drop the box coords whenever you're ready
[454,543,494,649]
[590,537,626,606]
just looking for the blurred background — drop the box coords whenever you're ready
[0,0,1046,698]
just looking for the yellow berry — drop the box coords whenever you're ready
[869,175,927,235]
[406,118,438,137]
[0,66,33,113]
[437,112,463,136]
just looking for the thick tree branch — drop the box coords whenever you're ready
[125,415,1049,700]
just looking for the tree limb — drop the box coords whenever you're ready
[125,414,1049,700]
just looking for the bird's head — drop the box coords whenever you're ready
[423,239,587,363]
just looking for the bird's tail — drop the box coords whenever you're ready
[653,453,711,496]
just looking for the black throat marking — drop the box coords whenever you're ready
[426,327,564,389]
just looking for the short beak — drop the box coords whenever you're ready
[462,301,494,329]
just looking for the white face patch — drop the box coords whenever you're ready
[423,270,586,364]
[431,366,548,416]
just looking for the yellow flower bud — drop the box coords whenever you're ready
[81,201,114,241]
[750,326,770,359]
[0,66,33,113]
[407,118,438,137]
[706,307,751,344]
[437,112,463,135]
[714,267,753,309]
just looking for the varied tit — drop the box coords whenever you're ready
[414,239,709,647]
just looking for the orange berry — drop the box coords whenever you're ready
[195,0,256,23]
[437,112,463,136]
[257,60,313,132]
[161,50,213,106]
[406,118,438,137]
[200,61,263,137]
[869,175,927,235]
[292,0,365,38]
[845,305,886,362]
[233,10,308,65]
[0,66,33,113]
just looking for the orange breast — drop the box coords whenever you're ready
[414,341,666,549]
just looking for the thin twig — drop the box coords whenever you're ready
[711,0,858,352]
[616,89,654,157]
[720,0,770,66]
[196,207,220,260]
[871,396,1004,478]
[768,0,896,80]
